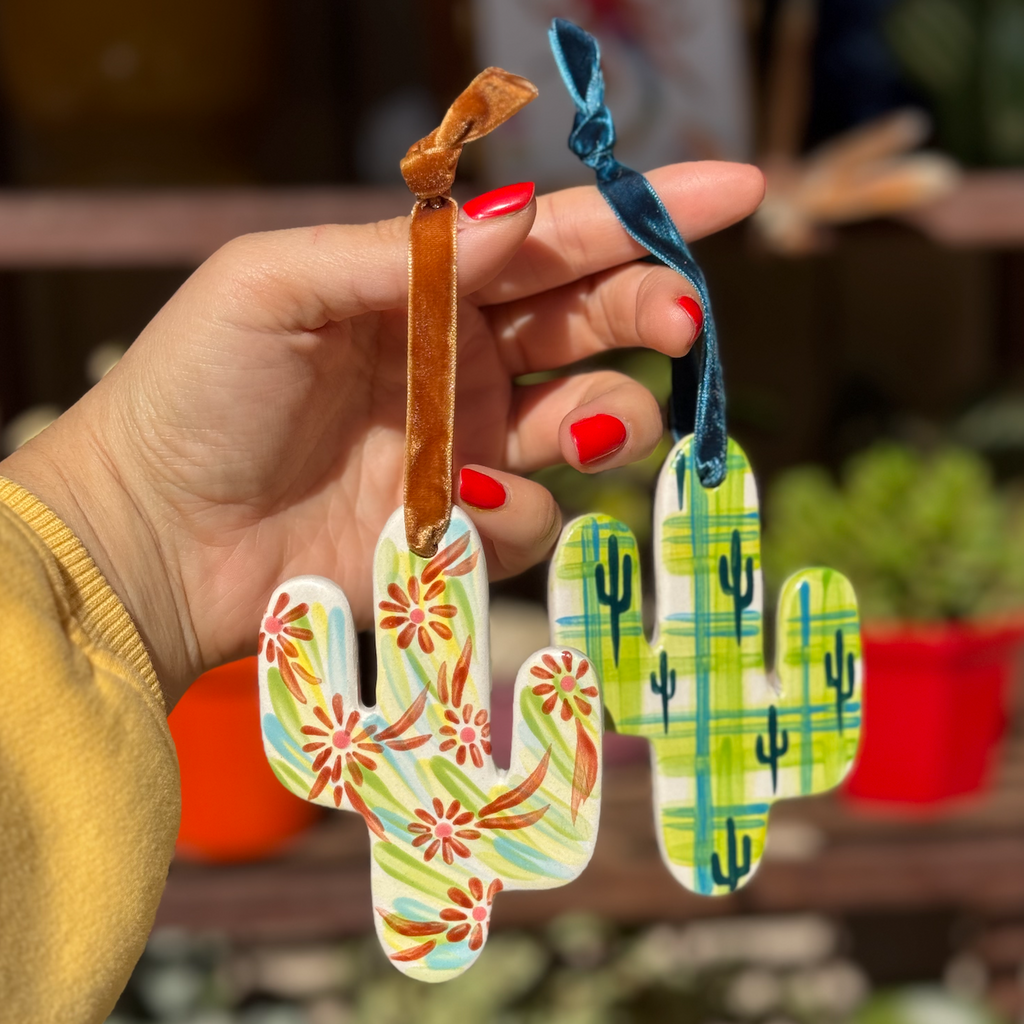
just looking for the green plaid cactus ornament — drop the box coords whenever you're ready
[549,435,862,896]
[547,18,863,897]
[258,508,602,981]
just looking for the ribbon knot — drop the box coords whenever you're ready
[401,68,537,555]
[569,117,619,181]
[549,18,728,489]
[566,99,617,176]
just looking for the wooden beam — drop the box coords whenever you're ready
[0,188,412,267]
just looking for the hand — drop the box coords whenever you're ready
[1,162,763,705]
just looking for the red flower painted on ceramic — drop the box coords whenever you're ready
[530,651,600,824]
[440,877,503,951]
[258,592,320,702]
[440,703,491,768]
[302,689,431,839]
[376,876,504,962]
[435,637,491,768]
[531,650,598,721]
[407,797,482,865]
[406,750,553,864]
[378,532,478,654]
[259,593,313,661]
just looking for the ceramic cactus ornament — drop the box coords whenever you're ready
[259,509,602,980]
[549,437,860,895]
[548,20,863,895]
[257,67,601,982]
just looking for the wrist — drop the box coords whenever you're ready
[0,398,200,706]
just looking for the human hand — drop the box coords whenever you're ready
[1,163,763,705]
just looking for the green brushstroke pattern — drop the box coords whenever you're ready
[549,435,861,896]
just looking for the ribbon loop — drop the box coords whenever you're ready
[552,23,620,182]
[402,67,538,202]
[549,18,728,489]
[400,67,537,557]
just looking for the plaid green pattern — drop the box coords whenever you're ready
[550,436,861,896]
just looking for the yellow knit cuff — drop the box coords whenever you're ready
[0,476,162,707]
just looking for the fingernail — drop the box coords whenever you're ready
[463,181,535,221]
[570,414,627,466]
[677,295,704,338]
[459,467,507,510]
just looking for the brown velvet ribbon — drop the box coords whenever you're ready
[400,67,537,556]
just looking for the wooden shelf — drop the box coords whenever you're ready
[0,187,412,267]
[0,171,1020,272]
[901,170,1024,248]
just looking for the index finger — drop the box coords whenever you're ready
[470,161,765,307]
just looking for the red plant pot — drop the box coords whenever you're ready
[168,656,322,862]
[843,622,1024,808]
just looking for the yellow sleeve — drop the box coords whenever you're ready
[0,479,180,1024]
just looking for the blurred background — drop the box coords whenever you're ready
[5,1,1024,1021]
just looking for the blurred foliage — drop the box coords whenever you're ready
[762,442,1024,623]
[531,350,674,547]
[853,986,1002,1024]
[110,913,879,1024]
[107,912,1010,1023]
[887,0,1024,166]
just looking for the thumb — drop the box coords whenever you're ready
[191,184,538,332]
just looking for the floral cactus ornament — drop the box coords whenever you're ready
[259,508,602,981]
[549,436,861,896]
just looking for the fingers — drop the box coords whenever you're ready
[473,161,765,307]
[455,465,562,581]
[506,370,664,475]
[456,367,667,576]
[195,189,538,332]
[187,163,761,338]
[490,260,703,376]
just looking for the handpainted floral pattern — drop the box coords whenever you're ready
[301,690,431,835]
[259,509,602,983]
[408,798,480,864]
[377,876,504,962]
[435,637,492,768]
[442,876,502,950]
[258,592,320,702]
[377,532,478,654]
[529,650,599,824]
[531,651,598,721]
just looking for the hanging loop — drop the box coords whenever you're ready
[400,68,537,556]
[549,18,728,489]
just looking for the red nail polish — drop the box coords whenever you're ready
[463,182,535,221]
[459,467,507,510]
[678,295,704,338]
[570,414,627,466]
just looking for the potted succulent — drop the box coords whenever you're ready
[763,442,1024,807]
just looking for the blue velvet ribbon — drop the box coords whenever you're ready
[548,18,728,488]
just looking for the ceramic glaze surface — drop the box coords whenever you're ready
[550,435,861,896]
[259,507,601,981]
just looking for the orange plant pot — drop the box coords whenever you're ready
[168,656,321,862]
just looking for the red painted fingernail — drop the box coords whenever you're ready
[570,414,627,466]
[459,467,507,510]
[463,181,535,220]
[678,295,704,338]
